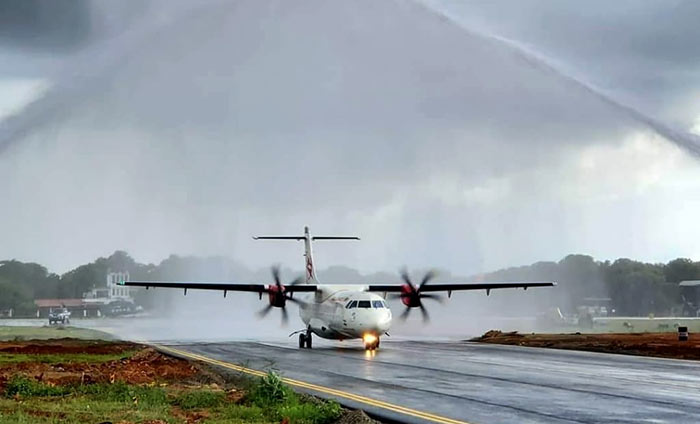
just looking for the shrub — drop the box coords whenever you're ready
[5,376,70,398]
[248,371,292,407]
[245,372,343,424]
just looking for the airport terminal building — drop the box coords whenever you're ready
[34,271,138,318]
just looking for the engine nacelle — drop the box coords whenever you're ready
[267,284,287,307]
[400,284,421,307]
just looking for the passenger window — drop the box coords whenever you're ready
[372,300,384,308]
[358,300,371,308]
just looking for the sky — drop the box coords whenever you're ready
[1,0,700,277]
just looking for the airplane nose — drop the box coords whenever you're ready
[374,310,392,330]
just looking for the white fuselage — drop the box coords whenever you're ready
[298,285,392,340]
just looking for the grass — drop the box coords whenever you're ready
[0,351,137,364]
[0,326,113,341]
[0,397,173,424]
[173,389,226,410]
[1,372,343,424]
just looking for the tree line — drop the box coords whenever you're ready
[482,254,699,315]
[1,251,698,317]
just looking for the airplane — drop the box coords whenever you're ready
[120,226,556,350]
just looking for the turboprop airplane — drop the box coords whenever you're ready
[121,226,556,350]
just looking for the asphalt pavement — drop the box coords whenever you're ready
[158,338,700,424]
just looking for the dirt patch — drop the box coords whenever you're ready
[0,339,379,424]
[0,338,136,355]
[471,330,700,360]
[171,406,212,424]
[0,340,210,390]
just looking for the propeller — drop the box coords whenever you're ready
[257,266,304,325]
[393,269,443,323]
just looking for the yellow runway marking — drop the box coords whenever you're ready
[156,344,472,424]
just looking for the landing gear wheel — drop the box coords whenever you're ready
[298,333,306,349]
[364,338,380,351]
[305,331,312,349]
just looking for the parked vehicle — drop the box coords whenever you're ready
[48,308,71,325]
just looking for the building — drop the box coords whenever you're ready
[83,271,135,301]
[82,271,140,316]
[33,298,101,318]
[679,281,700,317]
[34,272,140,319]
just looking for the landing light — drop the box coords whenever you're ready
[362,333,377,346]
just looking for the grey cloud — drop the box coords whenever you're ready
[423,0,700,123]
[1,0,699,276]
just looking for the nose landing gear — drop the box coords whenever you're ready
[363,336,380,351]
[298,329,312,349]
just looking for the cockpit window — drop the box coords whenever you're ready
[357,300,371,308]
[347,300,358,309]
[372,300,384,308]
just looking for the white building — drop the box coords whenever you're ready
[83,271,136,304]
[107,271,133,299]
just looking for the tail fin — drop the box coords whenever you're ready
[253,226,360,283]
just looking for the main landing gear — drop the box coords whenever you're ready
[298,329,312,349]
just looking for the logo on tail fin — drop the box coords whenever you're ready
[305,253,314,283]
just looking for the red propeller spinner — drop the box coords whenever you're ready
[257,266,304,325]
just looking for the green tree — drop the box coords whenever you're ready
[664,258,700,284]
[0,278,36,315]
[0,260,60,299]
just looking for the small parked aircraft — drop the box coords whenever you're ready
[121,227,555,350]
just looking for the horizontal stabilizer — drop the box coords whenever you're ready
[253,235,360,240]
[253,236,305,240]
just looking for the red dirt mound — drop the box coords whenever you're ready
[0,341,202,390]
[0,339,137,355]
[471,331,700,360]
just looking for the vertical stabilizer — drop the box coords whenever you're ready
[303,226,317,283]
[253,227,360,284]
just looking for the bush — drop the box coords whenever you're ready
[244,372,343,424]
[5,376,70,398]
[248,371,292,406]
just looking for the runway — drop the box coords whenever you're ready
[157,339,700,424]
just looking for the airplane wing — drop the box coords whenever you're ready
[120,281,318,293]
[367,281,556,294]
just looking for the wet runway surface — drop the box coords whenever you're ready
[160,339,700,424]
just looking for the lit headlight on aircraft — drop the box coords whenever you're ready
[363,333,377,346]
